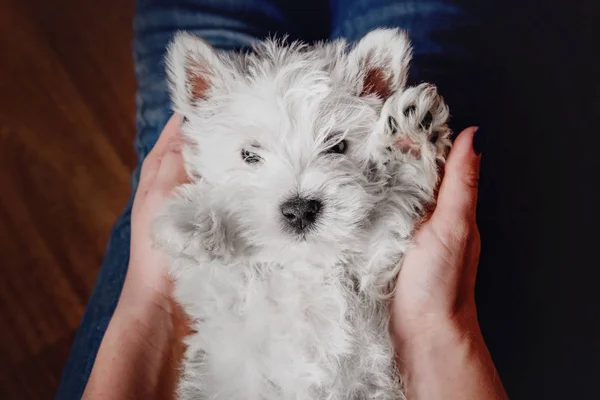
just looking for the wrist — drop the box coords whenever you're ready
[394,306,508,400]
[85,266,188,400]
[111,265,191,362]
[398,319,477,398]
[393,301,481,366]
[85,294,179,400]
[116,259,174,318]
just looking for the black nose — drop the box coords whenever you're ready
[280,197,322,232]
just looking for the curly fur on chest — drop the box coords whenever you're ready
[172,256,397,399]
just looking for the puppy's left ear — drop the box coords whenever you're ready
[347,28,412,99]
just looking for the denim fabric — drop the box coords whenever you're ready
[56,1,479,398]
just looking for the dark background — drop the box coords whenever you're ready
[475,2,599,399]
[0,0,598,398]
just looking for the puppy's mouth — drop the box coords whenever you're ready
[282,225,316,242]
[279,217,325,243]
[293,233,308,242]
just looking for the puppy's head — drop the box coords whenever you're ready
[166,29,412,259]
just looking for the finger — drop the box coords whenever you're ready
[139,113,184,184]
[432,127,481,226]
[153,144,189,196]
[131,142,188,239]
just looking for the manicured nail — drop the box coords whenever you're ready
[472,128,483,155]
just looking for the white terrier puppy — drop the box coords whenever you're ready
[154,28,451,400]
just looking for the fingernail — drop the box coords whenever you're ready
[472,128,483,155]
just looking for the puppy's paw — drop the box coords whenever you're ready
[379,83,451,162]
[152,183,235,263]
[193,209,234,260]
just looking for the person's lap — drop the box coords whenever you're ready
[55,1,479,397]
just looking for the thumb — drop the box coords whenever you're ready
[432,127,481,226]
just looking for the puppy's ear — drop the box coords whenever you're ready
[166,32,231,114]
[348,28,412,99]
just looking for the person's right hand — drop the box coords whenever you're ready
[84,114,189,399]
[392,127,482,342]
[391,127,508,399]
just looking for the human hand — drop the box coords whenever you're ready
[391,126,482,342]
[121,113,188,311]
[390,127,507,399]
[84,114,190,399]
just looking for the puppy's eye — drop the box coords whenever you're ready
[326,140,347,155]
[241,149,262,164]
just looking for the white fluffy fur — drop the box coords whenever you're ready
[154,29,451,400]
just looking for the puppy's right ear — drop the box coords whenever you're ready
[166,32,230,114]
[347,28,412,100]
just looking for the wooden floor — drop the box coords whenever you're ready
[0,0,136,398]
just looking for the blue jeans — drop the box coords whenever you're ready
[56,1,480,398]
